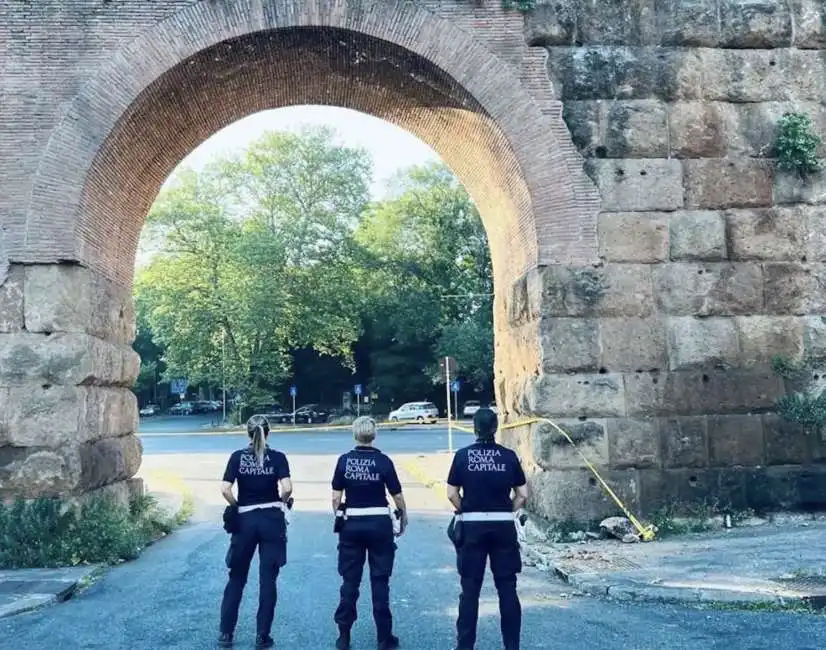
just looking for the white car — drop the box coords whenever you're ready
[462,400,481,418]
[388,402,439,424]
[139,404,160,417]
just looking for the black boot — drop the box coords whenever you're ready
[255,635,274,648]
[377,635,399,650]
[217,633,233,648]
[335,627,351,650]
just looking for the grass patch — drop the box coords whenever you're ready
[649,501,755,538]
[695,599,821,614]
[0,493,192,570]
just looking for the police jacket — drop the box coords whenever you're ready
[332,446,402,507]
[446,440,526,513]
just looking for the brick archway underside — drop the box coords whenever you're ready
[77,27,534,289]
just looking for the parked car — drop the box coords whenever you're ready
[169,401,194,415]
[252,404,287,423]
[462,400,481,418]
[139,404,160,417]
[292,404,331,424]
[388,402,439,424]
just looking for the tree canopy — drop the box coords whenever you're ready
[134,127,493,414]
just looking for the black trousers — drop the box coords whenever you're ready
[334,516,396,642]
[220,508,287,637]
[455,521,522,650]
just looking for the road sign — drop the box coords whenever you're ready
[451,379,461,392]
[170,378,188,395]
[289,385,297,397]
[354,384,363,396]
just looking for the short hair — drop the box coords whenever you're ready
[353,416,377,444]
[473,407,498,440]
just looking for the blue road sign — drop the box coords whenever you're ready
[451,380,461,392]
[289,385,297,397]
[170,378,188,395]
[354,384,363,396]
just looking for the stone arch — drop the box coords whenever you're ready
[24,0,600,287]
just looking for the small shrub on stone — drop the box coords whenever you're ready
[501,0,536,12]
[775,112,822,178]
[0,494,189,570]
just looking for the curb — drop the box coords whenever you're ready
[0,567,99,619]
[543,557,821,608]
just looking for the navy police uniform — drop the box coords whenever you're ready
[219,445,291,641]
[332,445,402,647]
[447,440,527,650]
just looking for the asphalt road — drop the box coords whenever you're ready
[139,423,475,456]
[4,436,826,649]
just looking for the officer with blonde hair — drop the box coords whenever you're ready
[218,415,293,649]
[331,416,408,650]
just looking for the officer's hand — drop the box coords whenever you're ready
[396,514,408,537]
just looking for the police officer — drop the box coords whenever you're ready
[218,415,293,649]
[446,407,528,650]
[331,416,408,650]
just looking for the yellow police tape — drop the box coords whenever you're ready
[471,417,656,542]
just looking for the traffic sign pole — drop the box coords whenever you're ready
[354,384,362,417]
[445,357,453,454]
[290,385,297,426]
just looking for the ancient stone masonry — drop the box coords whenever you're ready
[500,0,826,522]
[2,0,826,520]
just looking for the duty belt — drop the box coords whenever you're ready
[456,511,515,522]
[345,506,391,517]
[238,501,288,514]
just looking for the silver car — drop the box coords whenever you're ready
[388,401,439,424]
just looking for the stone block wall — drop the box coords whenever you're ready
[502,0,826,521]
[0,263,142,501]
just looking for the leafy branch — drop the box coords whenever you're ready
[775,112,822,179]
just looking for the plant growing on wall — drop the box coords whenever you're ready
[771,354,826,439]
[501,0,536,11]
[775,112,822,179]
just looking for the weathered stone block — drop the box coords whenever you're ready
[0,446,83,498]
[658,0,720,47]
[736,316,804,366]
[697,49,826,102]
[599,317,667,372]
[24,264,93,334]
[603,100,669,158]
[659,416,708,468]
[531,419,608,470]
[0,332,131,386]
[805,206,826,262]
[708,414,765,467]
[802,316,826,359]
[727,102,826,159]
[684,159,773,209]
[774,167,826,207]
[725,207,807,261]
[78,434,143,492]
[562,101,600,157]
[746,466,799,510]
[524,0,577,46]
[539,317,599,372]
[589,159,683,211]
[5,386,85,447]
[597,264,654,317]
[763,263,826,315]
[575,0,659,45]
[762,414,810,465]
[533,264,652,318]
[668,102,728,158]
[624,368,784,416]
[653,263,763,316]
[0,387,8,445]
[719,0,793,48]
[509,273,531,325]
[528,373,626,418]
[0,265,24,332]
[637,467,748,514]
[82,388,139,442]
[792,0,826,48]
[667,317,739,370]
[528,467,640,522]
[91,274,136,346]
[597,212,669,262]
[668,211,726,261]
[607,418,661,469]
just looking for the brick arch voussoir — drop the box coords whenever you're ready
[26,0,581,274]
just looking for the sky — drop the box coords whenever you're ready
[168,105,440,198]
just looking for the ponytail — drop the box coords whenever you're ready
[246,415,270,468]
[252,425,266,468]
